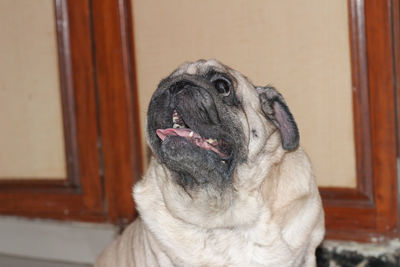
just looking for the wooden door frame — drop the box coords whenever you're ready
[0,0,142,224]
[320,0,399,242]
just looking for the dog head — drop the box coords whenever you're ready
[142,59,299,227]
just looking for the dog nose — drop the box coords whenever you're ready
[169,80,195,95]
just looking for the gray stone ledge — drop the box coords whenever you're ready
[317,240,400,267]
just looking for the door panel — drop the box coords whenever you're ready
[0,0,142,224]
[0,0,66,180]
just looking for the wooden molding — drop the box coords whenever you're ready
[0,0,105,220]
[56,0,80,186]
[321,0,399,242]
[393,0,400,157]
[91,0,143,224]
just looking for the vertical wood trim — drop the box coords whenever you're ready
[119,0,144,177]
[91,0,143,223]
[67,0,103,212]
[55,0,80,186]
[393,0,400,157]
[365,0,398,234]
[348,0,374,199]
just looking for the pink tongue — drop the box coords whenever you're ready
[156,128,199,141]
[156,128,227,157]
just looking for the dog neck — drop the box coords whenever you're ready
[132,154,307,266]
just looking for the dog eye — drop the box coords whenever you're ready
[213,78,231,96]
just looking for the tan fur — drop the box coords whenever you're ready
[96,59,325,267]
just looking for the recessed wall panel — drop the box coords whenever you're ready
[132,0,356,187]
[0,0,66,179]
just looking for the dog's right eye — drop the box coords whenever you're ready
[213,78,231,96]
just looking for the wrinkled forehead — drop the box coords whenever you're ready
[169,59,258,102]
[171,59,231,77]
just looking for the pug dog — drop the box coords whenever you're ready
[96,59,325,267]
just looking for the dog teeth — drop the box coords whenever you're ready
[173,123,183,129]
[205,138,217,145]
[189,131,194,137]
[172,110,185,128]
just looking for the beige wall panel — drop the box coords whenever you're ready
[132,0,356,187]
[0,0,66,179]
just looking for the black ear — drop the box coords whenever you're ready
[256,86,299,151]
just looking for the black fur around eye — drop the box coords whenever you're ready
[213,78,231,96]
